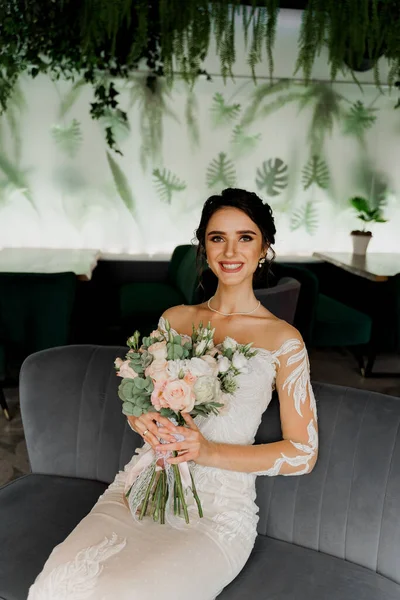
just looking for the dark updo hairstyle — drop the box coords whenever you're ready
[195,188,276,286]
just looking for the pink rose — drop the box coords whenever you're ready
[148,341,168,361]
[145,359,169,383]
[183,371,197,386]
[114,358,138,379]
[150,329,161,338]
[163,380,195,413]
[151,381,168,411]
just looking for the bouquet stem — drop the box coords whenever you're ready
[138,465,157,520]
[190,471,203,518]
[172,460,189,524]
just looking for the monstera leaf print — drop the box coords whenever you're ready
[107,152,136,219]
[342,100,378,139]
[256,158,289,196]
[51,119,83,158]
[210,93,241,127]
[301,156,329,190]
[290,202,319,235]
[153,168,187,204]
[206,152,236,189]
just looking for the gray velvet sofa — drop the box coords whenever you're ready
[1,345,400,600]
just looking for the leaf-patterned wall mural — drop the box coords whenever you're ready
[0,73,399,254]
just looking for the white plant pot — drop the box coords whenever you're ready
[351,233,372,256]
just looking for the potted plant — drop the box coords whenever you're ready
[350,196,387,255]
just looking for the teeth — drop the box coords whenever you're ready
[222,263,242,269]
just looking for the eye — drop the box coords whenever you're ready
[240,235,253,242]
[210,235,224,242]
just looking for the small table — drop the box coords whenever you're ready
[312,252,400,282]
[0,248,101,281]
[313,251,400,377]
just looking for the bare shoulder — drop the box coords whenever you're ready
[261,317,304,352]
[161,304,201,333]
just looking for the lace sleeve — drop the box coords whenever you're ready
[253,337,318,476]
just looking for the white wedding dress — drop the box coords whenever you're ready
[28,318,318,600]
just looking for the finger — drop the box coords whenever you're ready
[146,413,176,430]
[156,442,187,453]
[181,413,199,430]
[167,453,194,464]
[157,427,186,442]
[166,425,196,438]
[135,421,161,448]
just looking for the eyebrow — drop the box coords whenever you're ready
[207,229,258,236]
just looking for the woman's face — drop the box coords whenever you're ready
[205,206,265,285]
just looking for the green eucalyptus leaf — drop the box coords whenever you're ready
[160,407,176,418]
[122,401,139,416]
[167,343,184,360]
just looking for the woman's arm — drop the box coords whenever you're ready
[160,332,318,476]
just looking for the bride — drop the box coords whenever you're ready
[28,188,318,600]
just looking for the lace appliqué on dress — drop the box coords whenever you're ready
[254,338,318,477]
[28,534,126,600]
[273,339,317,420]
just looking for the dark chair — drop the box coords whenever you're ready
[271,264,373,373]
[254,277,301,324]
[119,245,199,333]
[366,273,400,376]
[0,343,10,420]
[0,272,77,385]
[1,345,400,599]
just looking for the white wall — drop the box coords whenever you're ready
[0,9,398,255]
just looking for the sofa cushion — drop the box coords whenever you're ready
[218,536,400,600]
[0,474,107,600]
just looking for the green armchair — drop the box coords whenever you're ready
[270,264,372,373]
[119,245,199,333]
[0,272,77,390]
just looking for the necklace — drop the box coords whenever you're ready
[207,296,260,316]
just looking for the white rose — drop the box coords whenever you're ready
[232,351,249,373]
[195,340,207,356]
[217,355,231,374]
[193,376,221,405]
[167,359,189,379]
[189,357,214,377]
[222,336,238,351]
[201,354,219,376]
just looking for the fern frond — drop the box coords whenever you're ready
[152,168,187,204]
[342,100,378,137]
[290,202,319,235]
[302,155,330,190]
[51,119,83,158]
[230,125,261,156]
[206,152,236,189]
[211,92,241,127]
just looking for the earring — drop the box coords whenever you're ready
[258,257,266,268]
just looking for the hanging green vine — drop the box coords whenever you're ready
[0,0,399,152]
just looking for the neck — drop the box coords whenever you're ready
[210,283,258,315]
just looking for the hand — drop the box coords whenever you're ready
[127,412,176,450]
[155,413,215,466]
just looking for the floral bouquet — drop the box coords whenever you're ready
[115,319,256,525]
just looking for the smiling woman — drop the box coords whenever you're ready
[28,188,318,600]
[195,188,276,315]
